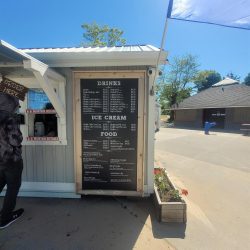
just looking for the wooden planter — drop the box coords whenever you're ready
[153,174,187,223]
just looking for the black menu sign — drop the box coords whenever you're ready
[81,79,138,190]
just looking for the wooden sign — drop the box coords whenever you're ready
[0,77,28,101]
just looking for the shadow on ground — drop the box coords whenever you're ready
[0,196,185,249]
[128,196,186,239]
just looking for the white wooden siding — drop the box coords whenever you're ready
[22,69,74,183]
[21,67,151,188]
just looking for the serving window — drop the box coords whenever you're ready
[18,83,67,145]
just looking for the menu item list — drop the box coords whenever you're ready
[81,79,138,190]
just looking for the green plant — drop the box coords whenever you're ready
[154,168,187,202]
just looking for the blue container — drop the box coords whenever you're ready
[204,122,216,135]
[204,122,210,134]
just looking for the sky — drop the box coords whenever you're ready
[0,0,250,81]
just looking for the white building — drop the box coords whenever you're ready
[0,40,167,198]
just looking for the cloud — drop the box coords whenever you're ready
[171,0,192,17]
[234,17,250,25]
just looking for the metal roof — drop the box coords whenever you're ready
[0,40,45,77]
[1,39,167,69]
[0,40,66,122]
[21,45,167,67]
[22,45,161,53]
[172,84,250,110]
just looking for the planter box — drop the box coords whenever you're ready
[153,174,187,223]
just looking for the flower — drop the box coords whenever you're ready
[181,189,189,196]
[154,167,189,202]
[154,168,162,175]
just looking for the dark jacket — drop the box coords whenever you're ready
[0,93,23,167]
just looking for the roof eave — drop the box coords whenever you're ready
[169,105,250,110]
[0,40,66,123]
[25,51,168,68]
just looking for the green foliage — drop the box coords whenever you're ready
[81,22,126,47]
[157,54,199,120]
[154,168,182,202]
[194,70,222,92]
[243,73,250,86]
[167,54,199,89]
[159,84,191,115]
[108,28,126,46]
[226,71,240,81]
[168,190,181,201]
[154,169,171,192]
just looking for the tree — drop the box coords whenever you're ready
[159,84,192,114]
[81,22,126,47]
[243,73,250,86]
[194,70,222,92]
[157,54,199,121]
[107,28,126,46]
[225,71,240,81]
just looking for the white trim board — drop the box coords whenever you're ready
[0,182,80,199]
[0,183,153,198]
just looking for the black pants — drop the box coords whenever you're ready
[0,160,23,222]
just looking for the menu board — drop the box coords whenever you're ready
[81,79,138,190]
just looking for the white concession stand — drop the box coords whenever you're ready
[0,40,167,198]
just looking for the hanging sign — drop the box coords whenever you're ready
[0,77,28,101]
[81,78,138,191]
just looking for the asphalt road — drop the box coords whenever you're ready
[155,128,250,250]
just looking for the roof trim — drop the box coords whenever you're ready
[169,105,250,110]
[22,45,168,67]
[0,40,66,122]
[0,40,47,66]
[21,44,161,53]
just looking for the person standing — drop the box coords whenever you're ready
[0,92,24,229]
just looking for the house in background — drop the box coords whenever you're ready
[171,78,250,130]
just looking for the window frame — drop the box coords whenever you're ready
[16,77,67,146]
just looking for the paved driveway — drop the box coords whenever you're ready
[0,196,174,250]
[155,128,250,250]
